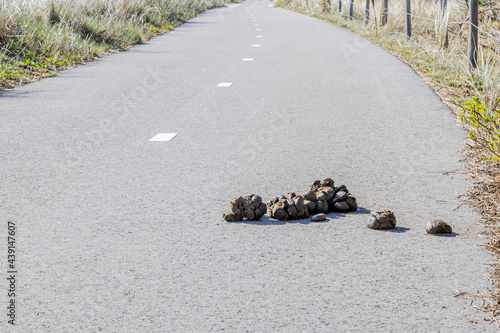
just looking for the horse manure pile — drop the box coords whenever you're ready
[221,185,456,237]
[222,178,358,222]
[267,178,358,221]
[222,195,267,222]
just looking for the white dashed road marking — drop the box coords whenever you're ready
[149,133,177,142]
[252,44,261,47]
[217,82,233,87]
[243,58,254,61]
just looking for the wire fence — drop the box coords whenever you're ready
[282,0,500,110]
[289,0,500,63]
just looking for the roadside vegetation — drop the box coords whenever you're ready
[0,0,227,89]
[274,0,500,322]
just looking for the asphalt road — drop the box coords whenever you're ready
[0,0,497,331]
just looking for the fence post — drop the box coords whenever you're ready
[405,0,411,39]
[382,0,388,25]
[339,0,342,13]
[349,0,354,20]
[439,0,448,47]
[468,0,478,68]
[365,0,370,23]
[440,0,447,15]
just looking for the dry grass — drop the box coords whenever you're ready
[0,0,228,89]
[460,146,500,323]
[276,0,500,323]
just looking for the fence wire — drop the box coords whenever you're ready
[289,0,500,87]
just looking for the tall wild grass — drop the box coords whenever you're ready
[0,0,227,88]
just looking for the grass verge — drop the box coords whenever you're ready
[0,0,229,89]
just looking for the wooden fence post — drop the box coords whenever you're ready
[440,0,447,15]
[468,0,478,68]
[365,0,370,23]
[405,0,411,39]
[440,0,448,47]
[349,0,354,20]
[382,0,388,25]
[339,0,342,13]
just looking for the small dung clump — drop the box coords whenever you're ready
[267,192,311,220]
[367,210,397,229]
[426,219,452,234]
[223,195,267,222]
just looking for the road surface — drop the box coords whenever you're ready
[0,0,496,331]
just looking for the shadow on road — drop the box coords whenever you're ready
[426,232,460,238]
[0,90,37,99]
[226,207,372,226]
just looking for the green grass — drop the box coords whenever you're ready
[0,0,228,89]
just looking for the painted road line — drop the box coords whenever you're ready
[256,29,262,31]
[252,44,261,47]
[254,23,260,26]
[149,133,177,142]
[243,58,254,61]
[217,82,233,87]
[256,36,263,38]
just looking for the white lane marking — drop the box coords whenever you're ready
[268,4,274,6]
[256,36,263,38]
[149,133,177,142]
[254,23,260,26]
[256,29,262,31]
[252,44,261,47]
[243,58,254,61]
[217,82,233,87]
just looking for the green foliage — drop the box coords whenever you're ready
[460,96,500,158]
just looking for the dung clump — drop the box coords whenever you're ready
[267,192,311,220]
[223,195,267,222]
[267,178,358,221]
[426,219,452,234]
[305,178,358,213]
[367,210,397,229]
